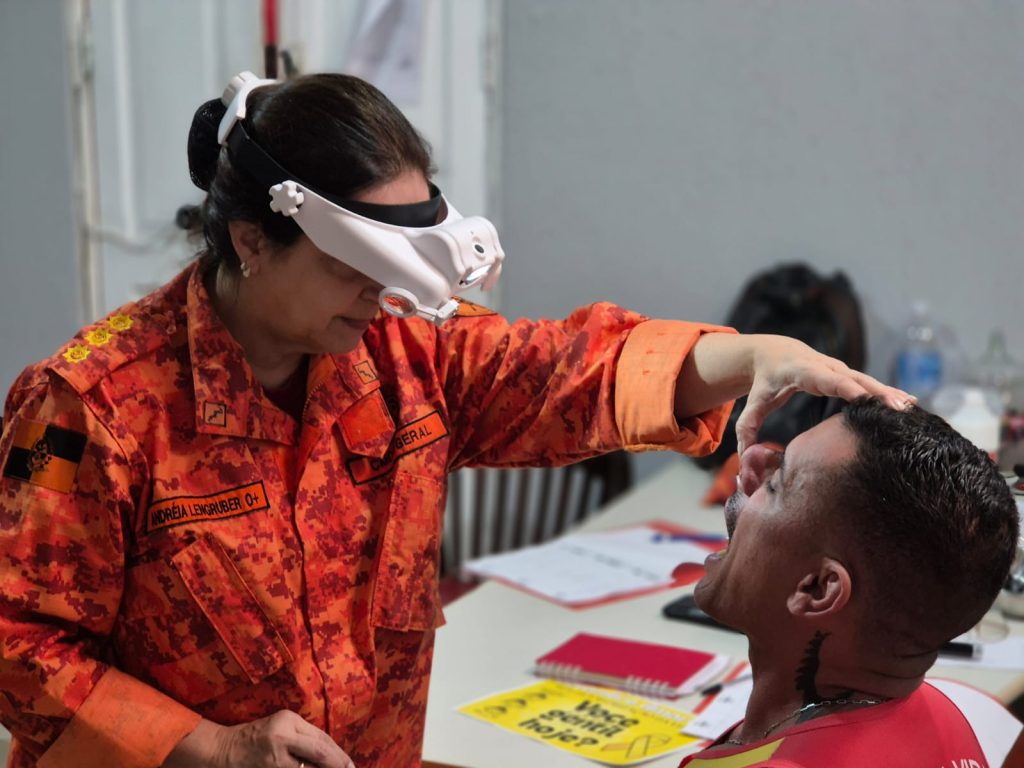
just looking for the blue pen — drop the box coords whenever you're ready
[652,532,727,544]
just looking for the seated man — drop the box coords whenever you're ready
[681,397,1019,767]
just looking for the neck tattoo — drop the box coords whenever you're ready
[794,630,829,704]
[723,630,887,747]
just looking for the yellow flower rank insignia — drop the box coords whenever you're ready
[63,345,91,364]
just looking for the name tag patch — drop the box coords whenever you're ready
[147,481,269,533]
[347,411,448,484]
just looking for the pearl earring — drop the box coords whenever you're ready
[240,261,252,278]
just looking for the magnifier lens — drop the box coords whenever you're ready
[381,293,416,316]
[461,265,491,286]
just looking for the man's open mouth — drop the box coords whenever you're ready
[723,490,742,542]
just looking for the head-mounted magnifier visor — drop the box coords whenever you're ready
[217,72,504,325]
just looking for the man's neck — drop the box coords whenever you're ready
[730,633,928,746]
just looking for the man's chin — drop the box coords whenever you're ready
[692,578,712,610]
[693,580,742,632]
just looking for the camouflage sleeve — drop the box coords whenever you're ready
[435,302,736,470]
[0,377,201,768]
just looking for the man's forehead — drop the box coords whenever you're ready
[785,414,857,479]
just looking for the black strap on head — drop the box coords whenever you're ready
[226,122,443,228]
[341,189,445,228]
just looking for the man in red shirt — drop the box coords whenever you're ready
[681,398,1019,767]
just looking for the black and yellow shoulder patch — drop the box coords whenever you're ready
[3,419,87,493]
[454,298,497,317]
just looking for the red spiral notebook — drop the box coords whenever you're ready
[532,632,730,699]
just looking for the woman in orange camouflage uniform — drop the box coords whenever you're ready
[0,73,911,768]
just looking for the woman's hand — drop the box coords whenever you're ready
[164,711,356,768]
[735,335,912,455]
[675,333,913,456]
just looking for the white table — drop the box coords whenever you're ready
[423,460,1024,768]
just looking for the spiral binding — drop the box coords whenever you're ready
[624,675,678,698]
[534,661,585,680]
[534,662,681,698]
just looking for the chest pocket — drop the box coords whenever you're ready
[372,471,445,632]
[116,533,291,705]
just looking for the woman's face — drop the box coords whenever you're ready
[246,169,431,356]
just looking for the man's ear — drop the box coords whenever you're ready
[227,220,267,265]
[786,557,851,617]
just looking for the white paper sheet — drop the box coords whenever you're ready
[463,524,721,606]
[682,677,753,740]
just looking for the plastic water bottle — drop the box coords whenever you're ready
[971,329,1024,468]
[933,385,1002,459]
[973,329,1022,409]
[894,301,943,404]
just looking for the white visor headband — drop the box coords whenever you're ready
[217,71,504,324]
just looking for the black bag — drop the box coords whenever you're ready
[695,263,867,469]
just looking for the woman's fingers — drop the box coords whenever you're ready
[735,383,796,457]
[281,713,355,768]
[220,710,356,768]
[735,343,917,456]
[845,369,916,411]
[807,366,915,411]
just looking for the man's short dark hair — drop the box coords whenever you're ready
[835,397,1018,650]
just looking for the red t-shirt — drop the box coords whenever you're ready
[679,683,986,767]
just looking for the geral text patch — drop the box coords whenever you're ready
[348,411,448,484]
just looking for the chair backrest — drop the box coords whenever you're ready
[441,452,633,580]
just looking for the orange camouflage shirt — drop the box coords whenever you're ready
[0,263,733,768]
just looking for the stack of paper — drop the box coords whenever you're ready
[463,522,725,607]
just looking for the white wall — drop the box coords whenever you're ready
[499,1,1024,475]
[0,0,82,398]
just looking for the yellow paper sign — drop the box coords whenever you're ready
[458,680,702,765]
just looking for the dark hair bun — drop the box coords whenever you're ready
[175,204,202,232]
[187,98,227,191]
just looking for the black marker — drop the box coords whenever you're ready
[701,672,753,697]
[938,641,980,659]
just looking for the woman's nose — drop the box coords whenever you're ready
[738,444,783,496]
[359,280,385,303]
